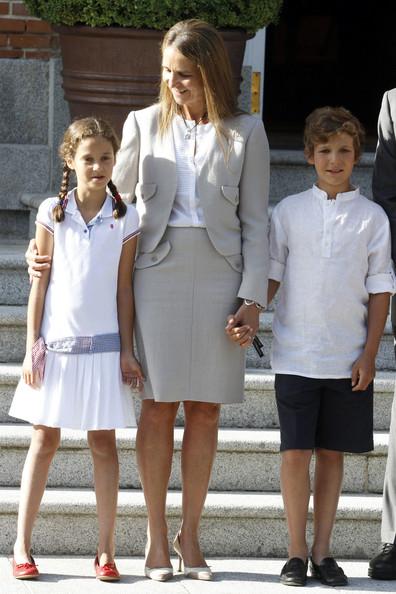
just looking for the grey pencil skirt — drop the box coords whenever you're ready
[133,226,245,403]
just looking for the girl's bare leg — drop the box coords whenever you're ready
[13,425,60,563]
[88,429,119,565]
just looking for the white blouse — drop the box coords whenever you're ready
[168,115,216,228]
[269,185,396,378]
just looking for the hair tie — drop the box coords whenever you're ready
[59,197,68,211]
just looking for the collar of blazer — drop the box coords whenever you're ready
[139,106,246,188]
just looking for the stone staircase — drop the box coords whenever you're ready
[0,150,392,559]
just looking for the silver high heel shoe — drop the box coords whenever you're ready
[173,533,213,581]
[144,543,173,582]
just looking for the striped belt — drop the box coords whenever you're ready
[46,333,120,354]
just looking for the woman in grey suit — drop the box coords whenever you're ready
[27,18,270,581]
[113,19,270,580]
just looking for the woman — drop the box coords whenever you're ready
[28,19,269,581]
[114,18,269,580]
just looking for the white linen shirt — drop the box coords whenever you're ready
[36,190,140,341]
[168,115,215,227]
[269,185,396,378]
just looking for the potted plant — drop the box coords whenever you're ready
[24,0,283,135]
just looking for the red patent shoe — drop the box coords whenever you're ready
[94,555,120,581]
[12,555,39,579]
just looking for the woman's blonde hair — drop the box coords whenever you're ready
[54,117,126,222]
[158,19,238,143]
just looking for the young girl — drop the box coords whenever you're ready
[9,117,143,581]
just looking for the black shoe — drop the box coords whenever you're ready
[280,557,308,586]
[369,543,396,580]
[310,557,348,587]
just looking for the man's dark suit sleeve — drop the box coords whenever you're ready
[373,89,396,263]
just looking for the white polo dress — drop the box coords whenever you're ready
[9,190,139,430]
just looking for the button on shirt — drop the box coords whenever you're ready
[269,185,396,378]
[168,115,215,228]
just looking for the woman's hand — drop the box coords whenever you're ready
[121,351,145,391]
[22,352,41,389]
[25,238,51,279]
[225,302,260,348]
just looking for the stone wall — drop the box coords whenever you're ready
[0,57,70,236]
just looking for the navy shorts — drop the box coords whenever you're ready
[275,374,374,453]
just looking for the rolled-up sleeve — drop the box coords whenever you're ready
[269,205,288,282]
[366,209,396,294]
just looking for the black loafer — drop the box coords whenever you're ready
[280,557,308,586]
[310,557,348,586]
[368,543,396,580]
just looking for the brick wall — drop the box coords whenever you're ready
[0,1,59,58]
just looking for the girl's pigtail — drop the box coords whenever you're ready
[108,179,126,219]
[53,164,70,222]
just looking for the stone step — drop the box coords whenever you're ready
[0,557,388,593]
[0,210,29,241]
[0,240,29,305]
[0,424,389,494]
[20,192,52,238]
[19,153,375,221]
[0,145,50,238]
[269,150,374,204]
[1,364,394,431]
[247,312,395,372]
[1,305,395,373]
[0,306,26,362]
[0,487,384,558]
[3,292,393,366]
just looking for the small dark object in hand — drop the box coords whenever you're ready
[252,335,264,358]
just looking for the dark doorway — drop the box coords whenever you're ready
[264,0,396,150]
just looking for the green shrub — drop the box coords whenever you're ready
[24,0,283,33]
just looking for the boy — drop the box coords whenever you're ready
[269,106,395,587]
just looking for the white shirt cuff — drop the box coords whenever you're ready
[366,272,396,295]
[269,259,285,282]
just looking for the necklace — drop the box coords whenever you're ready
[181,112,208,140]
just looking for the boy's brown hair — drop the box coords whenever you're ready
[304,106,365,160]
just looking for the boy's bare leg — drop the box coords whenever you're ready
[281,449,312,560]
[311,448,344,563]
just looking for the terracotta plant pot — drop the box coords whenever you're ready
[55,25,251,137]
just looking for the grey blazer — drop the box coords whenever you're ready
[113,104,270,305]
